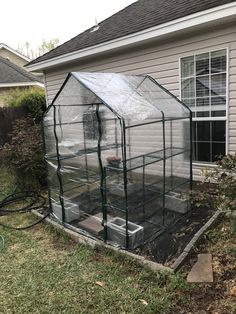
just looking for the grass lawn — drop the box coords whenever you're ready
[0,165,235,313]
[0,215,192,314]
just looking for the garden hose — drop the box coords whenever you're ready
[0,191,50,230]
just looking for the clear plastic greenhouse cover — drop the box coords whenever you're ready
[44,72,192,250]
[71,72,189,120]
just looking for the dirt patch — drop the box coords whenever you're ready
[133,206,214,266]
[51,238,77,252]
[30,223,77,252]
[174,221,236,314]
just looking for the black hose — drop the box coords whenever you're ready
[0,191,50,230]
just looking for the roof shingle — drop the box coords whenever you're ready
[28,0,236,66]
[0,57,42,84]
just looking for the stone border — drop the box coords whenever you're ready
[33,210,221,273]
[171,210,221,271]
[33,211,172,272]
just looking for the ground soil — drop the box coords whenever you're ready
[175,219,236,314]
[133,205,214,265]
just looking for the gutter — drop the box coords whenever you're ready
[26,2,236,72]
[0,82,44,88]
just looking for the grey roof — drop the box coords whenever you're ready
[28,0,235,66]
[0,57,42,84]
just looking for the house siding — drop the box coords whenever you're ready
[44,22,236,180]
[0,48,27,67]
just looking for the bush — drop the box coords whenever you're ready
[2,87,47,190]
[3,117,46,189]
[4,87,46,122]
[193,154,236,232]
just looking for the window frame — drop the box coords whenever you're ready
[179,47,229,165]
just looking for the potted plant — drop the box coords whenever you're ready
[106,156,121,168]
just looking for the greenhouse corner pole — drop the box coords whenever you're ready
[95,105,107,242]
[53,105,65,222]
[121,118,129,249]
[82,121,89,183]
[41,118,53,215]
[170,120,173,190]
[142,155,145,214]
[161,111,166,226]
[190,110,193,192]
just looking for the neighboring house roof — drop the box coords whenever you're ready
[26,0,236,70]
[0,56,43,87]
[0,43,30,62]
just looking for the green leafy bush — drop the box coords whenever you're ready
[3,117,46,189]
[4,87,46,122]
[2,87,46,189]
[193,154,236,232]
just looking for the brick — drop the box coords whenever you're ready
[78,213,112,235]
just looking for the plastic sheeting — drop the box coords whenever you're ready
[43,72,192,249]
[73,72,189,121]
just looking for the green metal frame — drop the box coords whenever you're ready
[42,73,193,249]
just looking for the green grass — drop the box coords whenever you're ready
[0,214,191,314]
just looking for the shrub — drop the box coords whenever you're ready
[4,87,46,122]
[2,88,23,106]
[193,154,236,232]
[3,117,46,189]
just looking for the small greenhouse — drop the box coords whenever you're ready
[44,72,192,250]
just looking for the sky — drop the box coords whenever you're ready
[1,0,136,54]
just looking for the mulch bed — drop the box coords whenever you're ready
[133,206,215,266]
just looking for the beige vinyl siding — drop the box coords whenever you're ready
[0,48,27,67]
[44,22,236,180]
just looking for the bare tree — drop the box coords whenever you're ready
[17,39,59,60]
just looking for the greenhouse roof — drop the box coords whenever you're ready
[54,72,190,121]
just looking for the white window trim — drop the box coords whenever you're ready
[179,47,229,164]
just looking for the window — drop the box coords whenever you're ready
[181,49,227,162]
[83,108,106,141]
